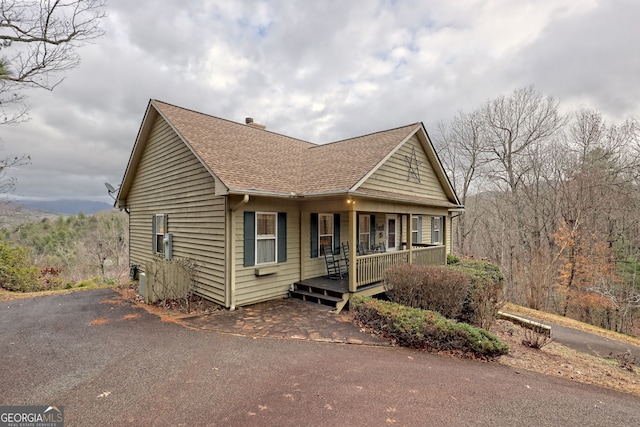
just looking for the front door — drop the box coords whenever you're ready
[386,214,398,251]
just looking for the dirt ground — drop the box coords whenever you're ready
[492,318,640,397]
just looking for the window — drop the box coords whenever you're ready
[319,214,333,255]
[411,216,421,244]
[152,214,167,254]
[256,212,277,264]
[244,211,287,267]
[359,214,370,252]
[310,213,340,258]
[432,216,442,244]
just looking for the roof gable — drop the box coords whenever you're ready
[118,100,461,208]
[356,126,458,205]
[296,123,421,194]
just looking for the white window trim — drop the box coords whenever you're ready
[411,216,420,245]
[433,216,442,244]
[386,214,398,251]
[256,212,277,265]
[318,213,333,255]
[359,214,371,251]
[154,214,166,254]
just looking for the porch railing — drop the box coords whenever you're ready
[355,245,446,288]
[412,245,447,265]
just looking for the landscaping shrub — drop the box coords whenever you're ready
[351,296,509,359]
[521,328,553,349]
[0,241,40,292]
[447,253,460,264]
[448,260,505,330]
[383,263,470,320]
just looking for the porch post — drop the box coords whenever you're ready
[349,208,357,292]
[407,213,413,265]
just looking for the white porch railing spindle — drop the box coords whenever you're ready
[355,246,446,288]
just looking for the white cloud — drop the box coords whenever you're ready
[203,44,252,91]
[0,0,637,201]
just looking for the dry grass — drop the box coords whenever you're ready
[0,282,123,301]
[494,312,640,397]
[89,317,110,326]
[503,303,640,348]
[0,287,79,301]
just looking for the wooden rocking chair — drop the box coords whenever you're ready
[357,242,366,256]
[323,245,346,279]
[341,241,350,269]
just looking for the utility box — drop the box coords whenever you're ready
[163,233,173,260]
[138,272,147,301]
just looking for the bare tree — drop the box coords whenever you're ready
[480,86,566,303]
[482,86,566,194]
[0,0,106,124]
[79,210,128,280]
[436,109,489,255]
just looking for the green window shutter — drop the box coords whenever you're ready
[333,213,340,255]
[431,217,435,244]
[310,213,318,258]
[417,216,422,243]
[277,212,287,263]
[244,211,255,267]
[370,215,376,245]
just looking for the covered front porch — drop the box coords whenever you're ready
[291,244,446,312]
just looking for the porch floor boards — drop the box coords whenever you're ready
[295,276,349,293]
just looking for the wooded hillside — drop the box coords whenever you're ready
[437,86,640,335]
[0,210,128,287]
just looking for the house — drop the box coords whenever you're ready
[116,100,463,311]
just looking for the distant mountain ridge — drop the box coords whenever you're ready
[17,199,114,215]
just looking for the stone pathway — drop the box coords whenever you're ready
[180,297,389,346]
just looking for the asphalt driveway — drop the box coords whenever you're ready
[1,289,640,426]
[547,322,640,359]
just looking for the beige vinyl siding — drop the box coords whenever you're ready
[360,136,448,201]
[233,199,301,306]
[419,214,450,254]
[127,115,226,304]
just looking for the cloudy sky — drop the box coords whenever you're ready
[2,0,639,203]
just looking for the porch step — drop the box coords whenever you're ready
[290,290,343,304]
[289,282,346,309]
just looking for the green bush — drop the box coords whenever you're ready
[447,253,460,264]
[73,276,117,289]
[0,241,40,292]
[448,260,505,330]
[351,296,508,359]
[383,263,470,320]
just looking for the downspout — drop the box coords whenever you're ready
[116,199,132,279]
[227,194,250,310]
[231,194,250,211]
